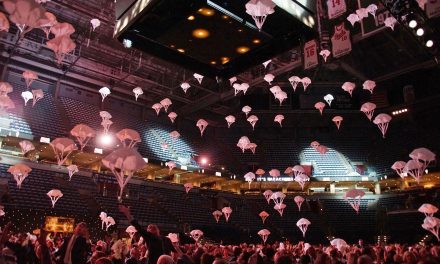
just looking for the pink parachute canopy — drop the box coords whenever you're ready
[292,165,305,176]
[269,169,280,178]
[70,124,96,151]
[320,49,331,62]
[409,148,436,171]
[160,98,172,112]
[67,164,78,181]
[259,211,269,224]
[314,102,326,115]
[246,142,257,154]
[403,159,423,184]
[284,167,293,175]
[258,229,271,243]
[421,216,440,241]
[263,189,273,204]
[245,0,276,30]
[116,129,141,148]
[46,35,76,64]
[301,77,312,91]
[242,105,252,116]
[8,163,32,189]
[169,130,180,140]
[237,136,251,153]
[294,196,305,211]
[264,73,274,85]
[132,87,143,101]
[222,206,232,222]
[360,102,376,121]
[196,119,208,136]
[212,210,222,223]
[288,76,301,91]
[332,116,343,130]
[373,113,392,138]
[294,173,309,190]
[341,82,356,97]
[168,112,177,123]
[274,203,286,216]
[31,89,44,107]
[296,218,311,237]
[102,147,147,200]
[152,103,163,116]
[347,13,360,26]
[418,203,439,217]
[270,85,282,95]
[38,12,57,39]
[22,71,38,88]
[391,161,407,178]
[363,80,376,94]
[343,189,365,213]
[225,115,236,128]
[271,191,286,205]
[274,114,284,127]
[255,169,265,176]
[3,0,46,35]
[50,138,77,166]
[190,229,204,242]
[166,161,176,174]
[181,82,190,93]
[247,115,259,130]
[274,91,288,105]
[184,182,193,193]
[50,22,75,37]
[47,189,63,208]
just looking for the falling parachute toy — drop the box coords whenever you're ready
[50,138,77,166]
[99,212,107,230]
[360,102,376,121]
[314,102,326,115]
[263,190,273,204]
[341,82,356,97]
[180,82,190,93]
[403,160,423,184]
[294,173,309,190]
[258,229,270,244]
[237,136,251,153]
[168,112,177,123]
[373,114,392,138]
[70,124,96,151]
[255,169,265,178]
[8,164,32,189]
[160,98,172,112]
[126,226,137,239]
[47,189,63,208]
[409,148,436,173]
[116,129,141,148]
[294,196,305,211]
[271,191,286,206]
[105,216,115,231]
[196,119,208,136]
[343,189,365,214]
[244,172,256,189]
[274,91,288,106]
[269,169,280,178]
[422,216,440,241]
[166,161,176,174]
[212,210,222,223]
[418,204,439,217]
[320,49,331,62]
[132,87,143,101]
[391,161,407,178]
[245,0,276,31]
[264,74,275,85]
[225,115,236,128]
[384,17,397,30]
[190,230,203,243]
[296,218,311,237]
[99,87,111,102]
[22,71,38,88]
[21,91,33,106]
[31,89,44,107]
[193,73,203,84]
[242,105,252,117]
[332,116,343,130]
[288,76,301,91]
[259,211,269,224]
[247,115,259,130]
[363,80,376,94]
[152,103,163,116]
[301,77,312,91]
[274,203,286,216]
[324,94,334,106]
[102,148,147,200]
[66,164,78,181]
[222,207,232,222]
[274,114,284,127]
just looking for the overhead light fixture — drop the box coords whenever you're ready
[187,15,195,21]
[198,8,215,17]
[177,48,185,53]
[416,28,424,36]
[236,46,250,54]
[409,19,417,28]
[426,40,434,47]
[192,28,210,39]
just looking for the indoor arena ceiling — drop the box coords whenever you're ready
[0,0,439,121]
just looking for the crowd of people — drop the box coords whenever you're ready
[0,205,438,264]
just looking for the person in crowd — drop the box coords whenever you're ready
[55,222,92,264]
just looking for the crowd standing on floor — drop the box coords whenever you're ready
[0,205,439,264]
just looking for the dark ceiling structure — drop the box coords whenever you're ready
[0,0,439,125]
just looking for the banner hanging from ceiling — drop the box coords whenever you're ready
[327,0,347,19]
[331,23,352,58]
[303,39,319,70]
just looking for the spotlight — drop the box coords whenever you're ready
[426,40,434,47]
[409,20,417,28]
[200,157,208,165]
[99,133,114,146]
[123,39,132,48]
[416,28,424,36]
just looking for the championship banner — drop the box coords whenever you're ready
[331,23,352,58]
[327,0,347,19]
[358,0,392,37]
[426,0,440,18]
[303,39,319,70]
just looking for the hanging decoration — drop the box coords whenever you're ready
[294,173,309,190]
[70,124,96,151]
[391,161,407,178]
[319,49,331,62]
[324,94,334,106]
[3,0,46,36]
[22,71,38,88]
[360,102,376,121]
[100,111,112,134]
[160,98,172,112]
[288,76,301,92]
[341,82,356,97]
[296,218,311,237]
[132,87,143,101]
[274,203,286,216]
[0,12,10,32]
[274,91,288,106]
[222,206,232,222]
[314,102,326,115]
[190,230,203,242]
[8,163,32,189]
[244,172,256,189]
[263,190,273,204]
[19,140,35,155]
[304,39,319,70]
[256,169,265,178]
[363,80,376,94]
[258,229,270,244]
[245,0,276,31]
[31,89,44,107]
[50,138,77,166]
[180,82,190,93]
[166,161,176,174]
[184,182,193,193]
[21,91,33,106]
[274,114,284,127]
[212,210,222,223]
[152,103,163,116]
[327,0,347,19]
[225,115,236,128]
[38,12,57,39]
[331,23,352,58]
[422,216,440,241]
[294,196,305,211]
[99,87,111,102]
[116,129,141,148]
[259,211,269,224]
[47,189,63,208]
[47,23,76,64]
[343,189,365,213]
[418,204,439,217]
[196,119,208,136]
[169,131,180,141]
[373,113,392,138]
[262,60,271,68]
[264,74,274,85]
[193,73,203,84]
[332,116,343,130]
[242,105,252,117]
[66,164,78,181]
[269,169,280,178]
[384,17,398,30]
[168,112,177,123]
[233,83,250,96]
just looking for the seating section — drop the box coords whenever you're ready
[5,73,67,138]
[300,146,351,177]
